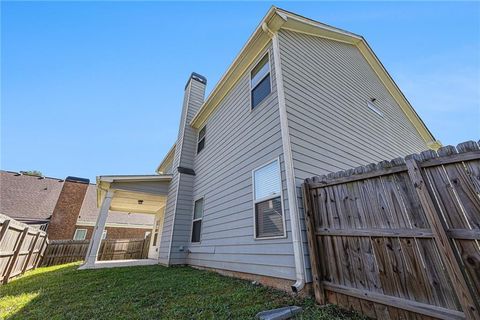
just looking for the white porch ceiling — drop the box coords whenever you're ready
[96,174,172,214]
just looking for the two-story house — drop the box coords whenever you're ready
[80,7,440,294]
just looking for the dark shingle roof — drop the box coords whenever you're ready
[0,171,64,222]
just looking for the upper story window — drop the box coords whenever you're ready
[252,159,285,239]
[197,125,206,154]
[191,198,204,243]
[251,54,271,109]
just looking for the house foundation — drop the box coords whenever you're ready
[191,265,313,297]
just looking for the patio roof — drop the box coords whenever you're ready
[96,174,172,214]
[80,174,172,270]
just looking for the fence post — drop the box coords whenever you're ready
[142,234,151,259]
[3,227,28,284]
[301,182,325,304]
[0,220,11,246]
[406,157,480,320]
[22,231,40,273]
[35,237,47,267]
[100,240,108,261]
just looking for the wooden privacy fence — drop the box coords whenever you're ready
[0,214,48,284]
[302,140,480,320]
[42,236,151,267]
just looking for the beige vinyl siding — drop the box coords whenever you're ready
[278,29,429,282]
[187,44,297,280]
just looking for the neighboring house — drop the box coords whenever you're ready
[81,7,441,293]
[0,170,154,240]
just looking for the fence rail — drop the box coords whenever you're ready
[41,236,151,267]
[302,140,480,320]
[0,214,48,284]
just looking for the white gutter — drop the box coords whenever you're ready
[267,23,306,293]
[98,175,172,183]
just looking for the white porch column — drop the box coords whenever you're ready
[79,190,114,269]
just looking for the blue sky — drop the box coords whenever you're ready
[2,1,479,181]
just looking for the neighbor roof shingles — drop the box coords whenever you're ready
[0,171,64,221]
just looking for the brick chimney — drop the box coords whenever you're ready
[48,176,90,240]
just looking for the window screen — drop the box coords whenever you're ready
[73,229,87,240]
[251,54,271,109]
[197,126,206,154]
[253,160,284,238]
[254,161,281,200]
[191,198,204,243]
[255,197,283,238]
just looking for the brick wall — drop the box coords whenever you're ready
[77,226,151,240]
[48,177,89,240]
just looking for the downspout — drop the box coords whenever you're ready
[264,22,306,293]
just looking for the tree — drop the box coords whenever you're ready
[21,170,43,177]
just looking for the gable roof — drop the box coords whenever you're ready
[189,6,440,149]
[156,144,176,174]
[0,170,154,228]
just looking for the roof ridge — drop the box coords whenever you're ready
[0,170,64,182]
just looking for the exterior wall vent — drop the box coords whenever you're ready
[367,101,383,116]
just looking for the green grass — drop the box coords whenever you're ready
[0,262,363,319]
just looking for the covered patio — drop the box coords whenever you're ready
[79,174,171,270]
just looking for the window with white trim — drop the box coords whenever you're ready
[253,159,285,239]
[251,54,271,109]
[191,198,204,243]
[197,125,206,154]
[73,228,87,240]
[102,230,107,240]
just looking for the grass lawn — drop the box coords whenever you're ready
[0,262,364,320]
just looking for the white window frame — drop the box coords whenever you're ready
[197,125,206,154]
[191,197,204,244]
[252,157,286,240]
[102,229,107,240]
[250,52,272,110]
[73,228,87,241]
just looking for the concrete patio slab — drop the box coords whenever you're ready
[78,259,158,270]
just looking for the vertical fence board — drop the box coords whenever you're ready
[2,225,29,284]
[303,142,480,320]
[41,237,151,267]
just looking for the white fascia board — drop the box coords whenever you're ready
[98,175,173,183]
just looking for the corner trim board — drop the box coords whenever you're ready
[271,31,307,291]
